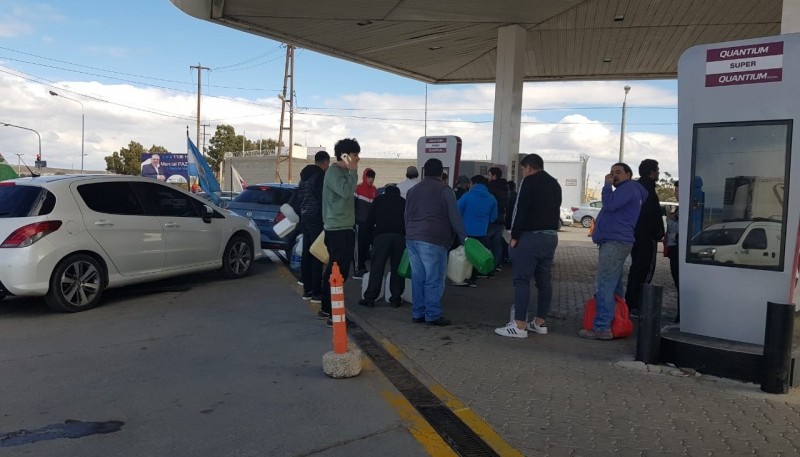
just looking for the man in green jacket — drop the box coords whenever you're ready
[319,138,360,327]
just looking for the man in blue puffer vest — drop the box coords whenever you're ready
[457,175,498,287]
[580,162,648,340]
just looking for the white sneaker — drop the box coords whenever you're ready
[494,322,528,339]
[526,320,548,335]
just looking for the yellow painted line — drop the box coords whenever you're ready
[379,338,525,457]
[381,390,458,457]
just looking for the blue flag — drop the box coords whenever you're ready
[187,136,221,206]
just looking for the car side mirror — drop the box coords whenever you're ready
[202,205,213,223]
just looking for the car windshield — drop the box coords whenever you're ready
[233,187,294,205]
[0,185,55,217]
[691,228,746,246]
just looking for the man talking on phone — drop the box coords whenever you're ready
[318,138,361,327]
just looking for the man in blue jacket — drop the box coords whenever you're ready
[580,163,647,340]
[457,175,497,287]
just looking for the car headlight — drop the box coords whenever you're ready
[697,247,716,260]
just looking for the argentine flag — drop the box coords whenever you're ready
[187,135,221,205]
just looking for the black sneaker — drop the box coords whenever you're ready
[353,269,367,279]
[629,309,640,319]
[412,316,425,323]
[426,317,452,327]
[467,280,477,288]
[358,299,375,308]
[310,295,322,304]
[389,299,402,308]
[302,292,313,300]
[317,310,331,320]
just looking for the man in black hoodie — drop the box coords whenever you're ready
[297,150,330,302]
[359,185,406,307]
[486,166,509,274]
[625,158,664,316]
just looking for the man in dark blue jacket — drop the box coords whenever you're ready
[297,150,330,302]
[581,163,647,340]
[495,154,561,339]
[359,185,406,307]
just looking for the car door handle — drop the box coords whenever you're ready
[164,222,180,228]
[94,221,114,227]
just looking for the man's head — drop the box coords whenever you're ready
[151,154,160,166]
[405,166,419,179]
[519,153,544,177]
[333,138,361,162]
[610,162,633,186]
[471,175,488,187]
[487,166,503,181]
[456,175,470,189]
[365,168,375,185]
[314,150,331,170]
[639,159,659,180]
[423,159,443,178]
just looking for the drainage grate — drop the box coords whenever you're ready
[350,328,501,457]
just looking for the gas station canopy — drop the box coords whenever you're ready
[171,0,782,83]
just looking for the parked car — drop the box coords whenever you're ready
[560,207,574,228]
[0,175,262,312]
[689,219,781,268]
[226,183,298,256]
[197,191,240,208]
[571,201,602,228]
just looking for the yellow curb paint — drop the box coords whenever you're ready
[380,337,524,457]
[382,391,458,457]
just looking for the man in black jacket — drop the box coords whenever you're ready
[359,185,406,307]
[495,154,561,339]
[297,150,330,302]
[486,166,509,274]
[625,158,664,316]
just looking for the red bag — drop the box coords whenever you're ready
[582,294,634,338]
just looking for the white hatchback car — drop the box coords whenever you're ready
[0,175,262,312]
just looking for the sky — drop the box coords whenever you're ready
[0,0,679,188]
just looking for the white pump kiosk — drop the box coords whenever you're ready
[666,33,800,385]
[416,136,462,187]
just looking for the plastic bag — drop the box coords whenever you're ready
[397,249,412,278]
[581,294,634,338]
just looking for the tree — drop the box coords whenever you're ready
[207,125,281,171]
[104,141,167,175]
[657,171,677,202]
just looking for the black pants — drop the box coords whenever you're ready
[625,238,658,311]
[300,222,324,296]
[356,222,371,271]
[364,233,406,303]
[667,246,680,320]
[321,229,355,314]
[467,235,487,282]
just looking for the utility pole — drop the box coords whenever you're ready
[275,46,295,183]
[190,64,210,148]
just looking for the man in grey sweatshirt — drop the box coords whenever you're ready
[404,158,467,326]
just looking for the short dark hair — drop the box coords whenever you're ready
[520,154,544,170]
[612,162,633,177]
[488,167,503,179]
[314,150,330,164]
[471,175,488,186]
[639,159,659,177]
[333,138,361,161]
[423,158,443,177]
[406,166,419,179]
[365,169,375,178]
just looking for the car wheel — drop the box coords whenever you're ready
[45,254,106,313]
[581,216,593,228]
[222,235,253,279]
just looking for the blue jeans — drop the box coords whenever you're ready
[510,232,558,321]
[406,240,448,322]
[594,241,632,332]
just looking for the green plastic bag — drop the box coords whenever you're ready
[464,238,494,275]
[397,249,412,278]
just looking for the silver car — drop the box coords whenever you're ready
[571,201,602,228]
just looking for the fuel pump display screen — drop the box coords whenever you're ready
[688,120,792,271]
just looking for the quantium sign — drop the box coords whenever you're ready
[705,41,784,87]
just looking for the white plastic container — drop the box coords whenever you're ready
[361,271,385,301]
[273,218,296,238]
[446,246,473,284]
[384,274,413,304]
[279,203,300,223]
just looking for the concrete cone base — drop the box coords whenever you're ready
[322,349,362,378]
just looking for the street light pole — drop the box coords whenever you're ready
[618,85,631,163]
[2,123,41,166]
[49,90,85,173]
[14,153,23,174]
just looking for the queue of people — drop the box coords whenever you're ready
[294,143,674,338]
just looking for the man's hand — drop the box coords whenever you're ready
[604,173,613,184]
[157,175,166,181]
[510,239,518,248]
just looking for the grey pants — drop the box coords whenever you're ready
[510,231,558,322]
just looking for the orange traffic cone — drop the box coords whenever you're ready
[588,218,595,237]
[329,262,348,354]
